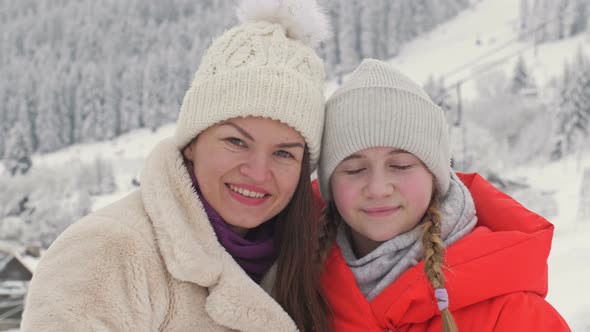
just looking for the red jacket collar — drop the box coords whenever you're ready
[319,173,555,329]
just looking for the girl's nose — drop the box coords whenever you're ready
[365,170,394,199]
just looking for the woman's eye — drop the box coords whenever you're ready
[275,150,294,159]
[225,137,246,147]
[345,168,365,175]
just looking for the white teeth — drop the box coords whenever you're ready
[228,184,266,198]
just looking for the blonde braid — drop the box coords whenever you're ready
[421,189,458,332]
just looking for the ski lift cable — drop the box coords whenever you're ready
[444,42,538,92]
[441,7,580,93]
[440,3,579,81]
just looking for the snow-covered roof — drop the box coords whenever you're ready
[0,241,39,274]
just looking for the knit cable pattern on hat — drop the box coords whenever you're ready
[174,0,330,170]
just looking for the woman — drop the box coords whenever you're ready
[21,1,331,331]
[316,59,570,331]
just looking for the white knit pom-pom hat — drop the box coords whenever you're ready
[318,59,452,199]
[174,0,331,170]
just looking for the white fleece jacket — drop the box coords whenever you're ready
[21,138,297,332]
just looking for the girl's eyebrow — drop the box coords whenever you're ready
[341,154,362,162]
[342,148,410,162]
[388,149,411,155]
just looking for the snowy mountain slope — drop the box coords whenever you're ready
[32,124,176,211]
[507,153,590,332]
[388,0,588,100]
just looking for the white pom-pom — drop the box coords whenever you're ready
[236,0,331,49]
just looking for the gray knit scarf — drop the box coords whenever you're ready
[336,172,477,300]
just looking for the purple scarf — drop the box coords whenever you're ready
[184,160,277,283]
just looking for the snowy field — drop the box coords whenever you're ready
[509,155,590,332]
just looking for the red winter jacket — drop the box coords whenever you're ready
[317,173,571,332]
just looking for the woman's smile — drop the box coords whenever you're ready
[226,183,271,206]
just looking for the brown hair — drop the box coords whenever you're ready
[273,147,332,332]
[317,188,457,332]
[317,200,340,265]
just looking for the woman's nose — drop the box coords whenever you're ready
[240,153,271,182]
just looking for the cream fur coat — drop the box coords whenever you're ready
[21,139,297,331]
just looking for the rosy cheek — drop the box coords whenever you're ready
[398,172,433,206]
[331,179,359,216]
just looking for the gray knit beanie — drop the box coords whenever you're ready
[174,0,330,170]
[318,59,451,199]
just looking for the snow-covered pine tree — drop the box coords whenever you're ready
[372,0,389,59]
[554,48,590,157]
[510,55,536,94]
[519,0,530,35]
[528,0,585,42]
[531,0,550,43]
[98,158,117,195]
[551,60,573,160]
[120,62,145,132]
[411,0,435,36]
[384,0,402,58]
[1,75,21,160]
[142,52,170,132]
[0,85,7,160]
[75,63,104,142]
[89,157,116,196]
[359,2,376,59]
[4,121,33,176]
[424,75,453,112]
[36,84,64,153]
[570,0,588,36]
[316,0,339,79]
[357,0,389,60]
[337,0,361,74]
[395,2,414,44]
[59,65,78,146]
[102,63,124,140]
[18,72,40,151]
[551,0,571,40]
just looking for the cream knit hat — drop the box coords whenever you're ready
[174,0,330,170]
[318,59,452,199]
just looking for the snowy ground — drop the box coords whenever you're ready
[506,154,590,331]
[32,124,176,211]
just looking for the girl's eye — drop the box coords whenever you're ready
[344,168,366,175]
[390,164,412,170]
[225,137,246,147]
[275,150,294,159]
